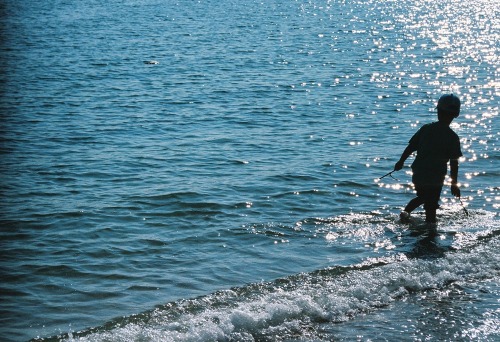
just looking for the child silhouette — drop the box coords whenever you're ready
[395,94,463,227]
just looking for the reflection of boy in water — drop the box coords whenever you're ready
[395,94,463,226]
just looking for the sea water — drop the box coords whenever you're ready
[0,0,498,341]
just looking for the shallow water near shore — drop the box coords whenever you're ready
[1,0,499,341]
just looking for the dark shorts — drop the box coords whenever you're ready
[415,184,442,210]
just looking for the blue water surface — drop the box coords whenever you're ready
[1,0,499,341]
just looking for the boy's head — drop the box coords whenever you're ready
[437,94,461,119]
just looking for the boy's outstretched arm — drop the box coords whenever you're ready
[394,145,415,171]
[450,159,461,197]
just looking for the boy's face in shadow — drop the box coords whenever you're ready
[437,110,456,124]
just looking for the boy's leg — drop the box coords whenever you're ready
[425,207,437,223]
[404,197,425,213]
[400,196,424,223]
[421,185,442,224]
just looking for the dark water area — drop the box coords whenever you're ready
[0,0,498,341]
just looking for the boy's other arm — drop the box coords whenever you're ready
[394,145,415,171]
[450,159,461,197]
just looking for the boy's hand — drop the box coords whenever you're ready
[451,183,461,198]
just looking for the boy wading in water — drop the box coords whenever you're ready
[394,94,463,228]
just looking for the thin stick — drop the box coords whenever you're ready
[379,170,395,180]
[458,197,469,217]
[379,170,399,181]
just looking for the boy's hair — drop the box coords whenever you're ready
[437,94,461,118]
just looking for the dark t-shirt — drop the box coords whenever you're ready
[408,121,462,185]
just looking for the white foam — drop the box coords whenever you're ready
[65,232,499,342]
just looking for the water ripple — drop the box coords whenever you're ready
[0,0,498,340]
